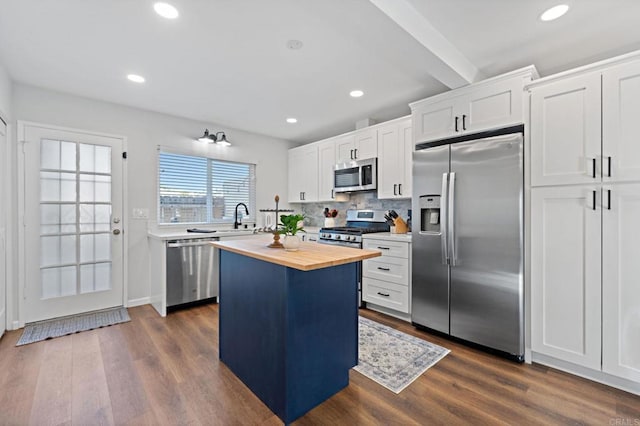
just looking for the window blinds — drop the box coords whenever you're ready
[158,151,256,224]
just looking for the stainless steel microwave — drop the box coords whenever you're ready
[334,157,377,193]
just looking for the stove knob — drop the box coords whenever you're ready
[347,236,354,241]
[335,235,341,240]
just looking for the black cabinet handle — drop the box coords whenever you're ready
[300,192,303,201]
[331,189,334,199]
[454,116,459,132]
[592,158,597,178]
[607,189,611,210]
[592,190,597,211]
[398,183,402,195]
[377,292,390,297]
[393,184,397,195]
[462,114,467,131]
[377,246,390,250]
[607,156,612,177]
[354,148,358,159]
[377,267,390,271]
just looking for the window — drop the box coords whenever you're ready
[158,151,256,224]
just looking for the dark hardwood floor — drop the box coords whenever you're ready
[0,304,638,425]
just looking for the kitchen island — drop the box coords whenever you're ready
[211,236,380,424]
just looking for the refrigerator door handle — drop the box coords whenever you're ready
[448,172,457,266]
[440,173,449,265]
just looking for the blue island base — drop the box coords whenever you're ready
[219,250,358,424]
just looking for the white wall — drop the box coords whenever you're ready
[0,63,10,119]
[11,83,295,319]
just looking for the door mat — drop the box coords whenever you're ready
[354,316,450,393]
[16,306,130,346]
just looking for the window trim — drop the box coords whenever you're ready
[157,147,256,226]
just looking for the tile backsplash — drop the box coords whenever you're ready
[298,192,411,228]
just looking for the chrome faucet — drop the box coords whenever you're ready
[234,203,249,229]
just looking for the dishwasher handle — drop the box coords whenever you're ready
[167,240,218,248]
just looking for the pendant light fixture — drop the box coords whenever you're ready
[197,129,231,146]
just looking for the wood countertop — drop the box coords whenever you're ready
[211,235,381,271]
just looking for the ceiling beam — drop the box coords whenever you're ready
[369,0,482,88]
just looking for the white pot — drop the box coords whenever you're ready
[283,234,301,251]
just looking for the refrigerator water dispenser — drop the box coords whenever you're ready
[419,195,440,233]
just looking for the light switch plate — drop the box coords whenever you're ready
[132,208,149,219]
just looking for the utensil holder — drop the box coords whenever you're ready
[324,218,336,228]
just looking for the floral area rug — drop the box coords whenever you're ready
[354,316,450,393]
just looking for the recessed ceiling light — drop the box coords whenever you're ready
[540,4,569,21]
[286,118,298,124]
[154,2,179,19]
[127,74,145,83]
[350,90,364,98]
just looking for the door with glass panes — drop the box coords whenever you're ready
[21,123,124,322]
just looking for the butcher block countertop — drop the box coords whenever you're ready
[211,235,381,271]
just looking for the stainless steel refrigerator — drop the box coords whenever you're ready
[411,125,524,361]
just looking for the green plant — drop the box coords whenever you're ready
[277,214,306,236]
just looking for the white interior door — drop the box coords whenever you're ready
[0,119,6,335]
[21,123,124,323]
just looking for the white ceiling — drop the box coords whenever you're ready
[1,0,640,144]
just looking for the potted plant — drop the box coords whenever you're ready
[277,213,306,251]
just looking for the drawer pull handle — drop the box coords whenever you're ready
[377,267,390,271]
[377,246,390,250]
[377,292,390,297]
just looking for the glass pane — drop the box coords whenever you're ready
[80,204,111,232]
[40,139,60,170]
[60,141,77,171]
[80,262,111,294]
[80,234,94,262]
[79,174,111,202]
[94,145,111,174]
[80,233,111,263]
[40,172,76,202]
[41,266,76,299]
[40,235,76,267]
[79,144,93,172]
[40,204,76,234]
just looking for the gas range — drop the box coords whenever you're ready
[319,210,390,248]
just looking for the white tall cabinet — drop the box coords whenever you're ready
[288,144,318,202]
[529,53,640,392]
[377,117,412,199]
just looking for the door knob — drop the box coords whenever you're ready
[113,229,121,235]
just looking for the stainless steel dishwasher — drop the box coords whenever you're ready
[166,237,219,310]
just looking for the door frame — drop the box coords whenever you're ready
[16,121,128,328]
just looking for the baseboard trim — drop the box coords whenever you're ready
[363,303,411,322]
[127,297,151,308]
[532,352,640,396]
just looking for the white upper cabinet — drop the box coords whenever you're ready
[287,144,318,203]
[411,66,537,144]
[317,138,337,202]
[603,60,640,183]
[602,183,640,382]
[531,185,602,370]
[335,128,378,162]
[377,118,412,199]
[530,72,602,187]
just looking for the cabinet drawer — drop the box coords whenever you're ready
[363,239,409,258]
[363,278,409,313]
[362,256,408,285]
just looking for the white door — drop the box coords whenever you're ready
[377,123,400,199]
[530,72,602,187]
[531,185,601,369]
[335,133,355,163]
[603,60,640,183]
[21,123,124,323]
[0,119,6,335]
[353,128,377,160]
[602,183,640,382]
[412,99,457,143]
[317,138,336,202]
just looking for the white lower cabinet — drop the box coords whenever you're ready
[362,238,411,314]
[531,185,601,370]
[602,183,640,382]
[532,183,640,385]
